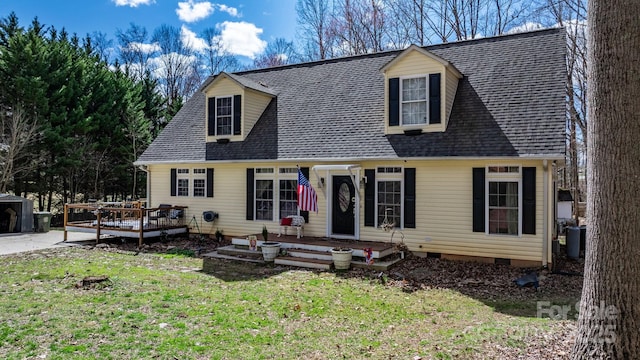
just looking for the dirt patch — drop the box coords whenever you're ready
[88,234,226,257]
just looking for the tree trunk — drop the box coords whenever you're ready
[572,0,640,358]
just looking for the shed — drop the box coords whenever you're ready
[0,194,34,233]
[557,189,573,220]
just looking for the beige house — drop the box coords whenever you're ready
[135,28,566,267]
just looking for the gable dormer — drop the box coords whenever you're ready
[381,45,462,134]
[203,72,276,143]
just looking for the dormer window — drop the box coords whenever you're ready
[401,77,427,125]
[207,94,241,137]
[215,96,233,135]
[388,73,441,128]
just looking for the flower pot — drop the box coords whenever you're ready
[261,242,281,262]
[331,248,353,270]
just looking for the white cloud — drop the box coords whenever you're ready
[181,25,208,52]
[112,0,155,7]
[507,22,545,34]
[213,21,266,59]
[126,42,161,54]
[216,4,239,17]
[176,0,214,23]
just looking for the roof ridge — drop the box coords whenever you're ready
[234,27,565,76]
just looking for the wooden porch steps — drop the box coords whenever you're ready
[274,256,333,270]
[201,235,404,272]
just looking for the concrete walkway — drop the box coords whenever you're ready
[0,230,97,255]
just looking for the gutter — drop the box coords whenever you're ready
[134,154,566,166]
[542,159,549,267]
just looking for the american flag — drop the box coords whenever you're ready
[297,169,318,213]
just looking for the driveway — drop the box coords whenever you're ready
[0,230,97,255]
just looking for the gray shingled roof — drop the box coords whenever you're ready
[137,28,566,164]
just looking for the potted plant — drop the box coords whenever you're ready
[260,225,280,262]
[331,247,353,270]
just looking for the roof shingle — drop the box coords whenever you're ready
[137,28,566,164]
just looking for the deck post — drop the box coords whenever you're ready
[63,204,68,242]
[139,208,144,248]
[96,211,101,244]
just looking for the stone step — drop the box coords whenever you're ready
[274,256,333,270]
[216,245,263,259]
[285,248,333,261]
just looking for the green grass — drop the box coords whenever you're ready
[0,248,573,359]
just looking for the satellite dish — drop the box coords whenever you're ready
[202,211,218,222]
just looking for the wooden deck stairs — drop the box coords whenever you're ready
[202,235,405,271]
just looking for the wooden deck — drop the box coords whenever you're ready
[63,203,188,247]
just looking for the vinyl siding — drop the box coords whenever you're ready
[243,89,273,137]
[445,68,460,129]
[148,163,328,238]
[357,159,545,262]
[149,159,549,263]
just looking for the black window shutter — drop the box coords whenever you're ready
[429,73,441,124]
[404,168,416,228]
[170,168,177,196]
[389,78,400,127]
[246,168,254,220]
[233,95,241,135]
[472,168,485,232]
[364,169,376,227]
[522,167,536,234]
[207,97,215,136]
[206,168,214,198]
[300,167,310,223]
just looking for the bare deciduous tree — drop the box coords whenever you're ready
[151,24,200,107]
[572,0,640,358]
[253,38,299,69]
[116,23,155,81]
[296,0,335,60]
[200,27,241,76]
[0,105,39,193]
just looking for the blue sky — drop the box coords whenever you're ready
[0,0,298,60]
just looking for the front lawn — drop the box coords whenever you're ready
[0,247,578,359]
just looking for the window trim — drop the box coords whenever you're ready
[176,168,190,197]
[485,165,522,236]
[399,74,429,127]
[192,168,207,197]
[214,95,233,136]
[252,167,300,222]
[375,167,404,229]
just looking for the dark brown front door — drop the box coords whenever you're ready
[332,176,355,236]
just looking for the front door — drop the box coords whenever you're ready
[332,175,355,236]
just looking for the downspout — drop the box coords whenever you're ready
[542,159,549,267]
[138,165,150,208]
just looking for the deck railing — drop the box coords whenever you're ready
[63,202,188,247]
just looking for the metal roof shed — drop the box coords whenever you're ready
[0,194,34,233]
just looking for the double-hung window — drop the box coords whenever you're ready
[376,167,403,228]
[255,168,274,221]
[216,96,233,135]
[279,168,298,218]
[401,77,427,125]
[193,169,206,197]
[176,169,189,196]
[487,166,520,235]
